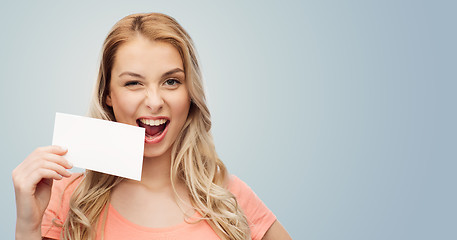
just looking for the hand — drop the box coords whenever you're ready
[12,145,72,238]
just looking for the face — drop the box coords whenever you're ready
[106,36,190,159]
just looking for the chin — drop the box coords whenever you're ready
[143,144,172,159]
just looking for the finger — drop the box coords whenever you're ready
[16,153,72,186]
[15,168,64,194]
[37,145,68,156]
[43,153,73,169]
[33,168,64,183]
[21,158,72,182]
[41,161,72,178]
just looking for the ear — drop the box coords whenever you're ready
[106,93,112,107]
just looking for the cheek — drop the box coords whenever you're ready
[111,92,142,122]
[171,93,191,122]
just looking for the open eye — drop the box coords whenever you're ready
[164,79,181,87]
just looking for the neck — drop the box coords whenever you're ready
[126,148,176,191]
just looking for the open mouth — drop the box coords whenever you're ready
[136,118,169,141]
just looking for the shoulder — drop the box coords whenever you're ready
[227,175,270,209]
[53,172,84,195]
[227,175,277,240]
[41,172,84,238]
[226,175,269,212]
[226,174,249,197]
[49,172,84,205]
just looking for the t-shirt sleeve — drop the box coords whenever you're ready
[41,173,82,239]
[228,175,277,240]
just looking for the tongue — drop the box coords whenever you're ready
[145,124,164,136]
[138,120,167,137]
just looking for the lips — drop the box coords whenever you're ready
[137,117,169,143]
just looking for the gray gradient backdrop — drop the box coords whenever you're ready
[1,0,456,239]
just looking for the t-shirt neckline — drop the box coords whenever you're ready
[108,203,201,233]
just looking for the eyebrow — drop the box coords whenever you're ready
[118,71,145,79]
[118,68,184,79]
[162,68,185,77]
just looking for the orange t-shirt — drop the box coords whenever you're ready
[41,174,276,240]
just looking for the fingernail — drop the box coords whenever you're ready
[68,161,73,168]
[60,146,68,152]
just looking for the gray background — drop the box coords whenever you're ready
[1,0,456,239]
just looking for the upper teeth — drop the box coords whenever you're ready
[140,118,167,126]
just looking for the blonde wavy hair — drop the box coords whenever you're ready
[59,13,250,239]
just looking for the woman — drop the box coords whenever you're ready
[13,13,291,240]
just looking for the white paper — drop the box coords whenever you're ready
[52,112,145,180]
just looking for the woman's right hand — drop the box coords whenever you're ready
[12,145,72,239]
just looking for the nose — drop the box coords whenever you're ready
[144,87,164,113]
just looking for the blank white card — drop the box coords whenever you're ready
[52,112,145,180]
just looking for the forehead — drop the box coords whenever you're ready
[112,37,184,76]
